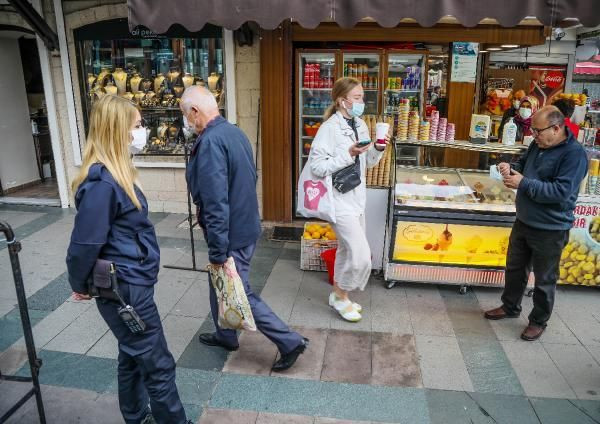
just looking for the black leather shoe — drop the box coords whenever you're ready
[272,338,309,372]
[198,333,239,351]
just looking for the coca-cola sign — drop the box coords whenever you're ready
[543,71,564,89]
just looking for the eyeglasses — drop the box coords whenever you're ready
[531,125,555,136]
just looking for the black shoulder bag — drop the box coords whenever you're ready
[332,118,362,194]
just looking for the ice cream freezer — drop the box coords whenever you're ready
[383,165,521,292]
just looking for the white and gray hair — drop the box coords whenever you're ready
[180,85,218,114]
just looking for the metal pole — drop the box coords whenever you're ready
[0,221,46,424]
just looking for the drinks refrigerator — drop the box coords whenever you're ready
[295,49,427,183]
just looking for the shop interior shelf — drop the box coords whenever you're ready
[302,115,324,118]
[141,107,182,112]
[588,110,600,114]
[301,88,333,91]
[302,136,315,139]
[385,89,420,93]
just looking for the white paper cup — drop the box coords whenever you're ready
[376,122,390,144]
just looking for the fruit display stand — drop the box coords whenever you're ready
[559,196,600,287]
[300,222,338,271]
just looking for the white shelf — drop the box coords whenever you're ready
[385,89,420,93]
[588,110,600,114]
[302,136,314,139]
[302,115,324,118]
[301,88,332,91]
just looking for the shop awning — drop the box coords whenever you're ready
[127,0,600,33]
[575,56,600,76]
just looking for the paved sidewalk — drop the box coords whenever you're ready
[2,205,600,423]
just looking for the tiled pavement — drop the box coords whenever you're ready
[2,206,600,423]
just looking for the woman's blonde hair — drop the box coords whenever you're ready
[323,77,361,120]
[71,95,142,209]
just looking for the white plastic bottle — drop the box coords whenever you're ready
[502,117,517,145]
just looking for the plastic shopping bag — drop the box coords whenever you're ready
[207,257,256,331]
[297,156,336,223]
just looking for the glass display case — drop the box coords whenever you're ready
[394,166,516,213]
[75,20,226,156]
[384,53,426,115]
[342,52,381,115]
[297,51,336,171]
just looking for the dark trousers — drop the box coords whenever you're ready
[96,283,187,424]
[501,220,569,327]
[209,243,304,355]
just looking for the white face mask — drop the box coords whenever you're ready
[130,127,147,154]
[183,115,196,133]
[519,107,532,119]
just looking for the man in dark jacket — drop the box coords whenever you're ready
[181,86,307,371]
[485,106,588,341]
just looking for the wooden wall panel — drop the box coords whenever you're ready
[292,23,546,46]
[445,81,479,168]
[260,24,293,222]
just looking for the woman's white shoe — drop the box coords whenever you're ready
[328,292,362,322]
[328,292,362,313]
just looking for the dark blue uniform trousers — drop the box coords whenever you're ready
[209,243,303,354]
[96,283,187,424]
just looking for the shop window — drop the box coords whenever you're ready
[74,19,227,157]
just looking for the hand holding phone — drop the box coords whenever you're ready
[356,140,371,147]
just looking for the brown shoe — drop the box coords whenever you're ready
[521,325,545,341]
[484,306,520,320]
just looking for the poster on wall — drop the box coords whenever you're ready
[529,66,566,108]
[485,78,514,115]
[451,42,479,83]
[558,199,600,286]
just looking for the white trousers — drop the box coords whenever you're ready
[332,214,371,292]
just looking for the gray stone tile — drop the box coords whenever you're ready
[554,309,600,347]
[405,285,455,337]
[162,314,204,362]
[543,343,600,400]
[371,283,413,335]
[86,328,118,359]
[223,330,279,376]
[0,210,44,231]
[11,300,91,351]
[530,397,599,424]
[415,335,473,392]
[314,419,369,424]
[199,408,259,424]
[176,319,230,371]
[371,332,422,388]
[44,306,109,354]
[17,350,117,393]
[174,368,220,406]
[154,274,195,319]
[1,383,123,424]
[209,374,430,424]
[0,308,48,352]
[257,412,314,423]
[289,273,332,330]
[170,277,212,319]
[0,345,28,375]
[321,329,371,385]
[441,288,524,396]
[24,272,73,313]
[276,326,328,381]
[467,392,541,424]
[501,340,576,399]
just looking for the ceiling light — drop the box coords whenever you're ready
[479,50,488,53]
[487,47,502,51]
[501,44,519,48]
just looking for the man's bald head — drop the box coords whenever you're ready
[180,86,220,134]
[531,105,567,149]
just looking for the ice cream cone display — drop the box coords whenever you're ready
[408,111,420,141]
[437,117,447,142]
[396,99,410,141]
[590,159,599,195]
[366,143,393,187]
[429,110,439,141]
[418,120,430,141]
[445,123,456,142]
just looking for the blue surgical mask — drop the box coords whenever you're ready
[343,99,365,117]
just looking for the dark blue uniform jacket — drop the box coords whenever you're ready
[186,116,261,264]
[66,163,160,293]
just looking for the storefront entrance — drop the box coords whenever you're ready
[0,30,59,206]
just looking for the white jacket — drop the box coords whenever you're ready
[309,111,384,217]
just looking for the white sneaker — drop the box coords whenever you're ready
[328,292,362,322]
[328,292,362,313]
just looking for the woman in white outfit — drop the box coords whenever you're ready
[309,77,388,322]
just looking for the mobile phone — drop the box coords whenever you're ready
[356,140,371,147]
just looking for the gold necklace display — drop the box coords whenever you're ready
[182,73,194,89]
[130,73,142,93]
[154,73,165,94]
[113,68,127,95]
[167,68,180,83]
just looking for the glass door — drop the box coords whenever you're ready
[384,53,426,116]
[297,51,336,173]
[342,52,381,116]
